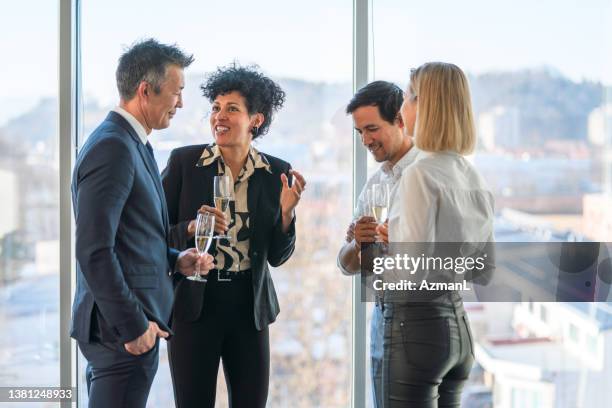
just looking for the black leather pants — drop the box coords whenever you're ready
[381,298,475,408]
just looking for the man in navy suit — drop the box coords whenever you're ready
[71,39,213,408]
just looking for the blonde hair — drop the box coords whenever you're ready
[409,62,476,154]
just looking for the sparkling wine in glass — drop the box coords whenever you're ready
[370,183,390,223]
[214,175,233,239]
[187,212,214,282]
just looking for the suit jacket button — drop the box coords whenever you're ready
[253,251,258,257]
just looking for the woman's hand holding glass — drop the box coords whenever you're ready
[213,175,233,239]
[194,205,228,236]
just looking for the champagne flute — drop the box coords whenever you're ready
[360,189,373,219]
[369,183,390,242]
[214,175,233,239]
[187,212,215,282]
[370,183,390,223]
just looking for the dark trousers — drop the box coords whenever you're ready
[371,303,384,408]
[78,339,159,408]
[168,273,270,408]
[382,302,474,408]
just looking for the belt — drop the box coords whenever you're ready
[208,268,252,281]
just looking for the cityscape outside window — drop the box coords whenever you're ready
[1,1,611,407]
[0,2,60,403]
[374,1,612,406]
[79,0,352,406]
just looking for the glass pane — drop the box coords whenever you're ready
[374,1,611,407]
[80,0,352,406]
[0,0,60,404]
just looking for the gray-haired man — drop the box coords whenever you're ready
[72,39,212,408]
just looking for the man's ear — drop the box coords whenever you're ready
[395,113,404,128]
[136,81,149,99]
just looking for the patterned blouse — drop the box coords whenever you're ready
[196,144,272,272]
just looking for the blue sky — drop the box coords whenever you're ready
[1,0,611,124]
[374,0,612,85]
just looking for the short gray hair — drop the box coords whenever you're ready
[116,38,194,100]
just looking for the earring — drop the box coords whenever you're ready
[252,126,259,137]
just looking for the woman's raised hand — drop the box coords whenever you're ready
[280,169,306,216]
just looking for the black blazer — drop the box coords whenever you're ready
[71,112,178,344]
[161,144,296,330]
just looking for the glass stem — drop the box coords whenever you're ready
[196,255,200,278]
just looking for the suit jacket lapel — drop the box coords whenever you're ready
[106,111,169,235]
[137,141,169,232]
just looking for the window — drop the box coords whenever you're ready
[8,1,609,407]
[587,333,598,354]
[569,323,580,344]
[0,0,60,397]
[373,1,611,406]
[80,1,353,406]
[540,304,548,323]
[511,387,524,408]
[511,387,542,408]
[374,0,609,228]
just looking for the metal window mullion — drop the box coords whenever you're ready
[352,0,371,407]
[59,0,77,406]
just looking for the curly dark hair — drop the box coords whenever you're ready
[201,63,286,138]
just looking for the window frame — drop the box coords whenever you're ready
[58,0,371,406]
[58,1,78,407]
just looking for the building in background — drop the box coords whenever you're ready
[587,104,612,149]
[472,301,612,408]
[478,106,521,151]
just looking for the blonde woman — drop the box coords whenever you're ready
[377,63,494,407]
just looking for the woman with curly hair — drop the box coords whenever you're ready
[162,64,306,408]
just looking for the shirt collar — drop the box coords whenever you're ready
[196,143,272,174]
[416,150,462,160]
[381,144,420,179]
[112,106,148,145]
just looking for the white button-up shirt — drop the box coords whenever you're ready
[354,146,421,219]
[112,106,148,145]
[337,146,420,275]
[389,151,495,243]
